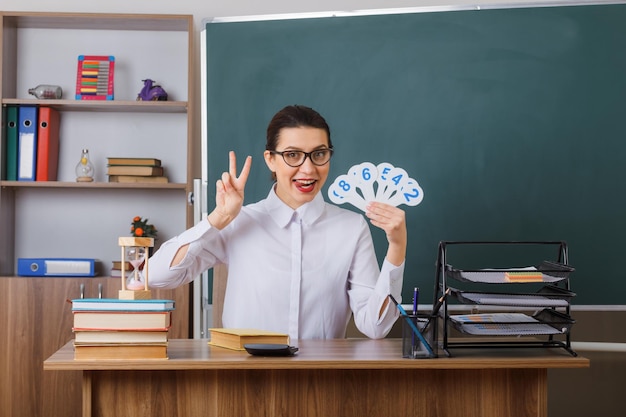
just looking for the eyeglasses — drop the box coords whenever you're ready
[270,148,334,167]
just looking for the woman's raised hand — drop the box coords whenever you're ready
[208,151,252,230]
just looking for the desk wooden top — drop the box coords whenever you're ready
[44,338,589,371]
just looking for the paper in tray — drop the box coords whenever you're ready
[449,309,574,336]
[450,285,575,307]
[446,261,574,284]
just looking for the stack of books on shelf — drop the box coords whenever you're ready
[106,157,168,183]
[71,298,175,360]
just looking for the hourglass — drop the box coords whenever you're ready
[118,237,154,300]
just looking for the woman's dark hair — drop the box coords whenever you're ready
[266,105,332,151]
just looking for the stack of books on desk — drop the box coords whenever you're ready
[71,298,174,360]
[106,157,168,183]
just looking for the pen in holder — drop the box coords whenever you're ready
[401,313,437,359]
[389,294,437,358]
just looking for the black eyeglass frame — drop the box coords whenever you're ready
[269,148,334,167]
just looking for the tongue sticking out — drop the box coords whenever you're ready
[294,180,316,193]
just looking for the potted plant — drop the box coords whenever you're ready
[130,216,158,239]
[130,216,157,259]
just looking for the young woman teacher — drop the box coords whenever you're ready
[149,105,407,340]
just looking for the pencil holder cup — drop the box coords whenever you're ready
[402,314,436,359]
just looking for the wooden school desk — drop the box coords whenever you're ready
[44,338,589,417]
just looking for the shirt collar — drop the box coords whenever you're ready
[266,185,325,228]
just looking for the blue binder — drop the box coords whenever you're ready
[17,106,38,181]
[17,258,97,277]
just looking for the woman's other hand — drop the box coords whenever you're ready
[365,202,407,266]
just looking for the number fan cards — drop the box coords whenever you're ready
[328,162,424,212]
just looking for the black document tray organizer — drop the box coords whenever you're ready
[432,241,578,357]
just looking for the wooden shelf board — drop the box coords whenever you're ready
[1,99,188,113]
[2,12,192,31]
[0,181,187,190]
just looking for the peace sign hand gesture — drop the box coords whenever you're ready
[208,151,252,230]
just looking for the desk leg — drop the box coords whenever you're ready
[82,371,92,417]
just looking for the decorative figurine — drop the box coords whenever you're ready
[136,79,168,101]
[118,236,154,300]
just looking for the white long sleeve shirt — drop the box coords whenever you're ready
[149,188,403,340]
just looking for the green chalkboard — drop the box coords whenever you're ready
[204,3,626,305]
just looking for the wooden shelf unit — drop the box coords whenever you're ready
[0,11,196,417]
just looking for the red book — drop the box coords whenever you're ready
[35,107,60,181]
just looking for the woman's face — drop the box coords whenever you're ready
[264,126,331,209]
